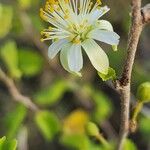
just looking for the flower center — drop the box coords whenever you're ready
[40,0,102,43]
[69,21,93,44]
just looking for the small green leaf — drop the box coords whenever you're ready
[0,137,6,149]
[0,41,22,79]
[18,49,44,77]
[86,122,99,137]
[0,4,13,38]
[35,111,60,141]
[34,80,68,106]
[4,105,27,139]
[0,137,17,150]
[98,67,116,81]
[123,139,137,150]
[3,139,17,150]
[137,82,150,103]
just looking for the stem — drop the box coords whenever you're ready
[0,68,39,112]
[115,0,150,149]
[132,101,143,121]
[116,1,150,150]
[130,101,143,132]
[96,134,110,148]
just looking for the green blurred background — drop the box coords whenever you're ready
[0,0,150,149]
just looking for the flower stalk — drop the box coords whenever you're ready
[130,101,143,133]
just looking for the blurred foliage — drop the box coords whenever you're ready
[3,105,27,140]
[0,0,149,150]
[0,137,17,150]
[0,41,22,79]
[0,4,13,38]
[18,48,44,77]
[139,116,150,141]
[124,139,137,150]
[92,89,113,123]
[35,111,60,141]
[34,79,69,106]
[18,0,31,9]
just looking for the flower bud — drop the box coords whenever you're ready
[86,122,99,136]
[137,82,150,103]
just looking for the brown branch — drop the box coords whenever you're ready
[116,1,150,150]
[0,68,39,112]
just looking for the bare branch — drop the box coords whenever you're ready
[0,68,39,112]
[116,1,150,150]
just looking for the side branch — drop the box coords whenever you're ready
[116,1,150,150]
[0,68,39,112]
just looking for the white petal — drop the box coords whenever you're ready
[88,6,110,24]
[48,39,68,59]
[82,39,109,74]
[96,20,113,31]
[88,29,120,45]
[60,43,82,76]
[68,44,83,72]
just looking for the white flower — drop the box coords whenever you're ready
[40,0,120,76]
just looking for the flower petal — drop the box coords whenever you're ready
[60,43,82,76]
[82,39,109,74]
[68,44,83,72]
[95,20,113,31]
[88,29,120,45]
[88,6,110,24]
[48,39,68,59]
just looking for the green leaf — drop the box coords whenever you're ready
[123,139,137,150]
[0,137,6,149]
[0,41,22,79]
[60,134,90,150]
[18,49,44,77]
[139,117,150,140]
[88,143,103,150]
[35,111,60,141]
[98,67,116,81]
[3,139,17,150]
[34,80,68,106]
[4,105,27,139]
[0,4,13,38]
[86,122,100,137]
[92,91,113,123]
[0,137,17,150]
